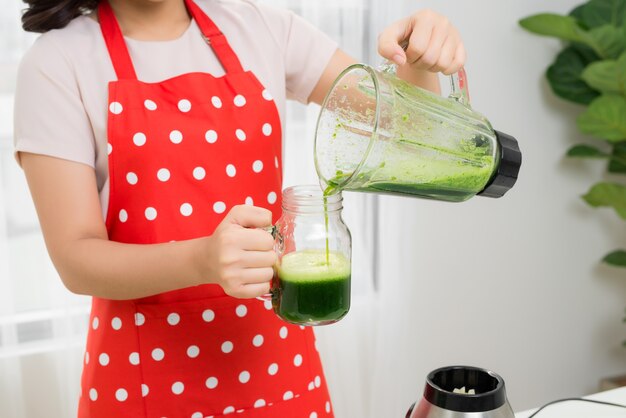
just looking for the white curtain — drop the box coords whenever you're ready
[0,0,403,417]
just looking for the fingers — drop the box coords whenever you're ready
[237,282,272,299]
[446,43,466,75]
[243,250,278,268]
[222,269,273,299]
[223,205,273,229]
[377,16,411,65]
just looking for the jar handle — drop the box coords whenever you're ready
[256,225,280,302]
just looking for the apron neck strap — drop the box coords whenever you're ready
[98,0,244,81]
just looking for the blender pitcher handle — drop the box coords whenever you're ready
[449,67,471,107]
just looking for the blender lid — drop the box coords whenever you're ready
[478,130,522,198]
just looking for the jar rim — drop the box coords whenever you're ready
[282,185,343,213]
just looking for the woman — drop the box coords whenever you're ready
[15,0,465,416]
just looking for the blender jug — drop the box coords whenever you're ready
[314,65,521,202]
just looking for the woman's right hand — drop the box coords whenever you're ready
[201,205,277,299]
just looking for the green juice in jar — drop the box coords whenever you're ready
[274,249,351,325]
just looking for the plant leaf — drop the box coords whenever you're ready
[577,95,626,141]
[519,14,587,42]
[570,4,588,28]
[585,24,626,59]
[582,182,626,219]
[603,250,626,266]
[547,45,601,105]
[608,141,626,172]
[567,144,610,158]
[582,52,626,95]
[580,0,626,28]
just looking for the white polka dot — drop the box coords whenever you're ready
[144,99,157,110]
[211,96,222,108]
[308,381,315,391]
[171,381,184,395]
[223,406,235,415]
[187,345,200,358]
[325,401,331,413]
[202,309,215,322]
[89,388,98,401]
[213,201,226,214]
[111,317,122,330]
[226,164,237,177]
[109,102,123,114]
[234,95,246,107]
[262,123,272,136]
[221,341,234,353]
[205,377,218,389]
[252,160,264,173]
[245,196,254,206]
[267,191,277,204]
[283,391,294,401]
[235,305,247,317]
[274,156,279,168]
[279,326,288,339]
[141,384,149,397]
[167,313,180,325]
[129,352,140,365]
[180,203,193,217]
[98,353,110,366]
[252,334,264,347]
[135,313,145,326]
[268,363,278,375]
[115,388,128,402]
[310,413,318,418]
[178,99,191,112]
[169,130,183,144]
[314,375,321,388]
[205,130,218,143]
[133,132,146,146]
[262,89,273,101]
[145,207,158,221]
[157,168,171,182]
[191,413,203,418]
[107,143,112,155]
[264,299,272,310]
[85,352,90,364]
[92,317,99,330]
[254,399,266,408]
[235,129,246,141]
[238,371,250,384]
[126,172,138,185]
[294,354,303,367]
[152,348,165,361]
[193,167,206,180]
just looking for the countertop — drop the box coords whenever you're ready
[516,387,626,417]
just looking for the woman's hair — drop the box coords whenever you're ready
[22,0,100,33]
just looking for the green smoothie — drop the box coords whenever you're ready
[274,249,351,325]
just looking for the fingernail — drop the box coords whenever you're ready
[392,54,406,65]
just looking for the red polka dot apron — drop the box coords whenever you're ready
[77,1,333,417]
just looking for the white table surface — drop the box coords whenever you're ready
[516,387,626,417]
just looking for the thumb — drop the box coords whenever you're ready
[223,205,273,229]
[377,17,410,65]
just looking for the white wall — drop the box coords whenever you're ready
[372,0,626,415]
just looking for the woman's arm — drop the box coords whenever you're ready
[308,9,465,105]
[21,153,276,300]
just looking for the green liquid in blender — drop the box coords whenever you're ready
[275,249,351,325]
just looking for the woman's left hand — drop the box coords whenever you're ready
[377,9,466,76]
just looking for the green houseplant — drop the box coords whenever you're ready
[519,0,626,355]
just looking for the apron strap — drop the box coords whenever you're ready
[98,1,138,80]
[184,0,245,74]
[98,0,245,81]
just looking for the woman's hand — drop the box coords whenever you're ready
[378,9,466,75]
[201,205,277,299]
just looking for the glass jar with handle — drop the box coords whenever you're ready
[265,185,352,326]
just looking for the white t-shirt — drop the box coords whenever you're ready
[13,0,338,216]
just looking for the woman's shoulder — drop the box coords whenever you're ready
[21,15,102,72]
